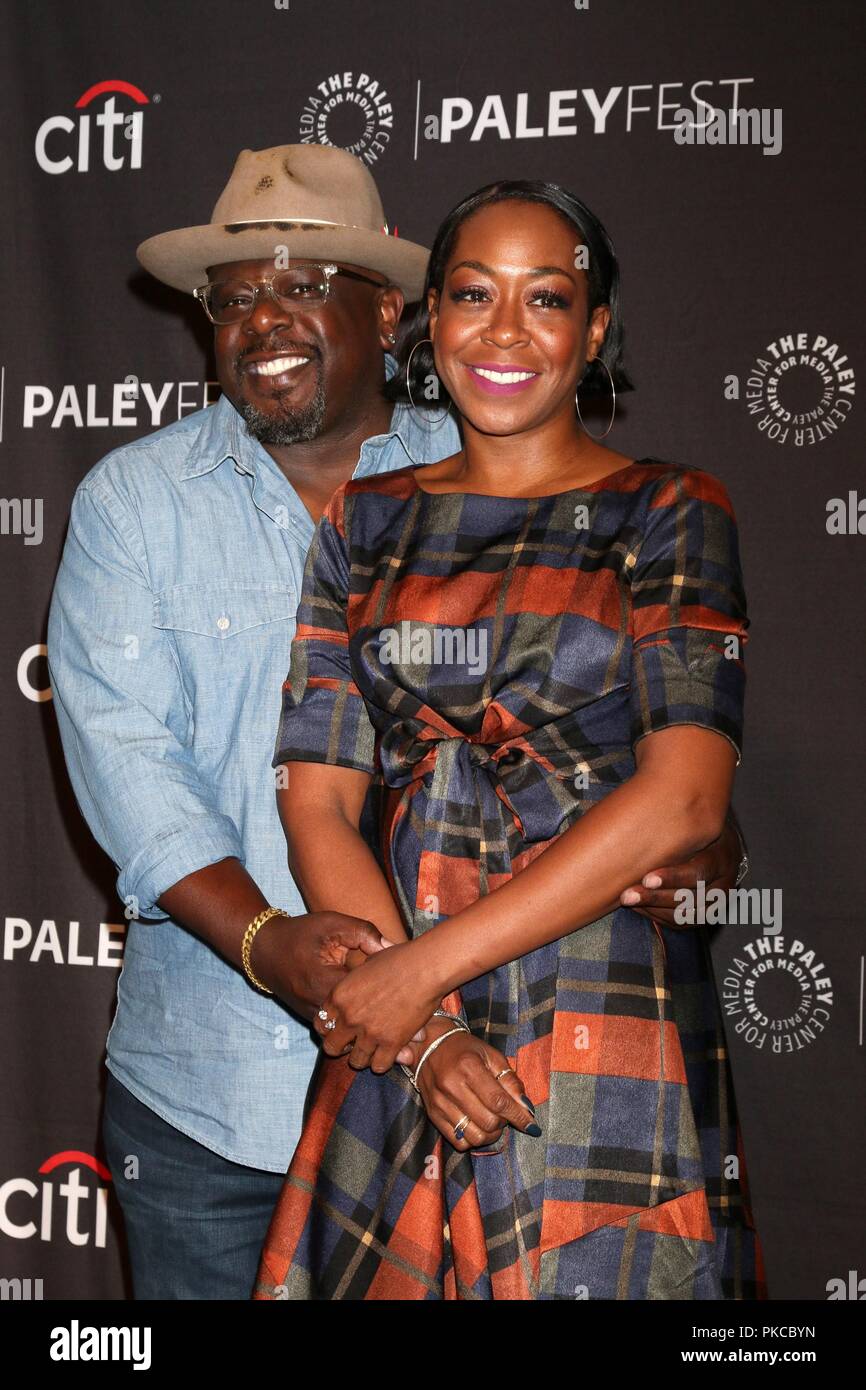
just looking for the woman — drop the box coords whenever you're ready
[253,180,765,1300]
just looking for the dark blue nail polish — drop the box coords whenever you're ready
[526,1122,542,1138]
[520,1094,536,1115]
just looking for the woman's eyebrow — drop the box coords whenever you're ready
[450,259,495,275]
[528,263,577,284]
[451,258,577,285]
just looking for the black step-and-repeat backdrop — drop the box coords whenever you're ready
[0,0,863,1301]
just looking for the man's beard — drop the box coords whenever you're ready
[237,368,327,446]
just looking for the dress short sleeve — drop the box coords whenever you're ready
[629,469,749,763]
[272,487,376,774]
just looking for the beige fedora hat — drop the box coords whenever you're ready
[136,144,430,299]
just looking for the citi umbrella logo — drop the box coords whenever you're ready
[35,80,151,174]
[0,1150,111,1247]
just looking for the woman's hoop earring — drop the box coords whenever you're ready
[406,339,452,427]
[575,358,616,441]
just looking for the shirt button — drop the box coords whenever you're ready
[217,614,230,633]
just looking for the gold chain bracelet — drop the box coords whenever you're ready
[241,906,286,994]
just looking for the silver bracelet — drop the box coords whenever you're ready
[399,1014,469,1092]
[400,1062,421,1093]
[411,1027,467,1090]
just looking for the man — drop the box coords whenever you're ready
[47,144,745,1299]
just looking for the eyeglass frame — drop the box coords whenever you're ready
[193,262,390,325]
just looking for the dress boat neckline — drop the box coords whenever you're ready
[408,457,654,500]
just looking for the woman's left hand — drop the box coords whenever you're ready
[313,939,442,1073]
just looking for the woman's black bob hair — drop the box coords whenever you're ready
[384,179,634,408]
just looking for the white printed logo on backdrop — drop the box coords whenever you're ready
[35,80,153,175]
[0,1151,112,1249]
[734,332,855,447]
[299,72,393,165]
[722,933,833,1054]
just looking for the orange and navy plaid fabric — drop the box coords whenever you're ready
[256,459,765,1300]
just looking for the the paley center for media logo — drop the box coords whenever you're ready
[299,71,393,165]
[736,331,855,447]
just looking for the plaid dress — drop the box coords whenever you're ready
[255,458,766,1301]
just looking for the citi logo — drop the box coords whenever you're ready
[0,1151,111,1248]
[35,80,151,175]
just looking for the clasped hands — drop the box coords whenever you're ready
[251,821,741,1149]
[316,935,541,1152]
[248,907,531,1150]
[309,813,743,1076]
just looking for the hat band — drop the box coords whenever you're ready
[222,217,388,234]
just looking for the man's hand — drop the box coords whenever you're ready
[251,910,387,1020]
[156,859,389,1021]
[315,938,441,1073]
[618,815,741,927]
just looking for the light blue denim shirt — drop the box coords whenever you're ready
[47,362,460,1171]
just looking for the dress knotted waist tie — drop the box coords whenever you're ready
[378,719,583,938]
[380,722,578,839]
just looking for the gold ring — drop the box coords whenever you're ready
[454,1114,471,1141]
[495,1067,514,1081]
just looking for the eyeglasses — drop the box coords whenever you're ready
[194,262,388,326]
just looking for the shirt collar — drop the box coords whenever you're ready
[180,353,457,482]
[355,352,457,471]
[180,392,260,480]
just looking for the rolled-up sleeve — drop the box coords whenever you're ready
[273,488,376,773]
[47,480,245,919]
[629,469,749,763]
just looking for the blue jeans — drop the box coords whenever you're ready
[102,1069,287,1299]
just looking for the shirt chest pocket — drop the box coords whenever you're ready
[153,583,297,745]
[154,583,296,639]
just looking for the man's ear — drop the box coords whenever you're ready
[379,285,404,344]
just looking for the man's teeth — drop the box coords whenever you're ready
[248,356,310,376]
[471,367,536,383]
